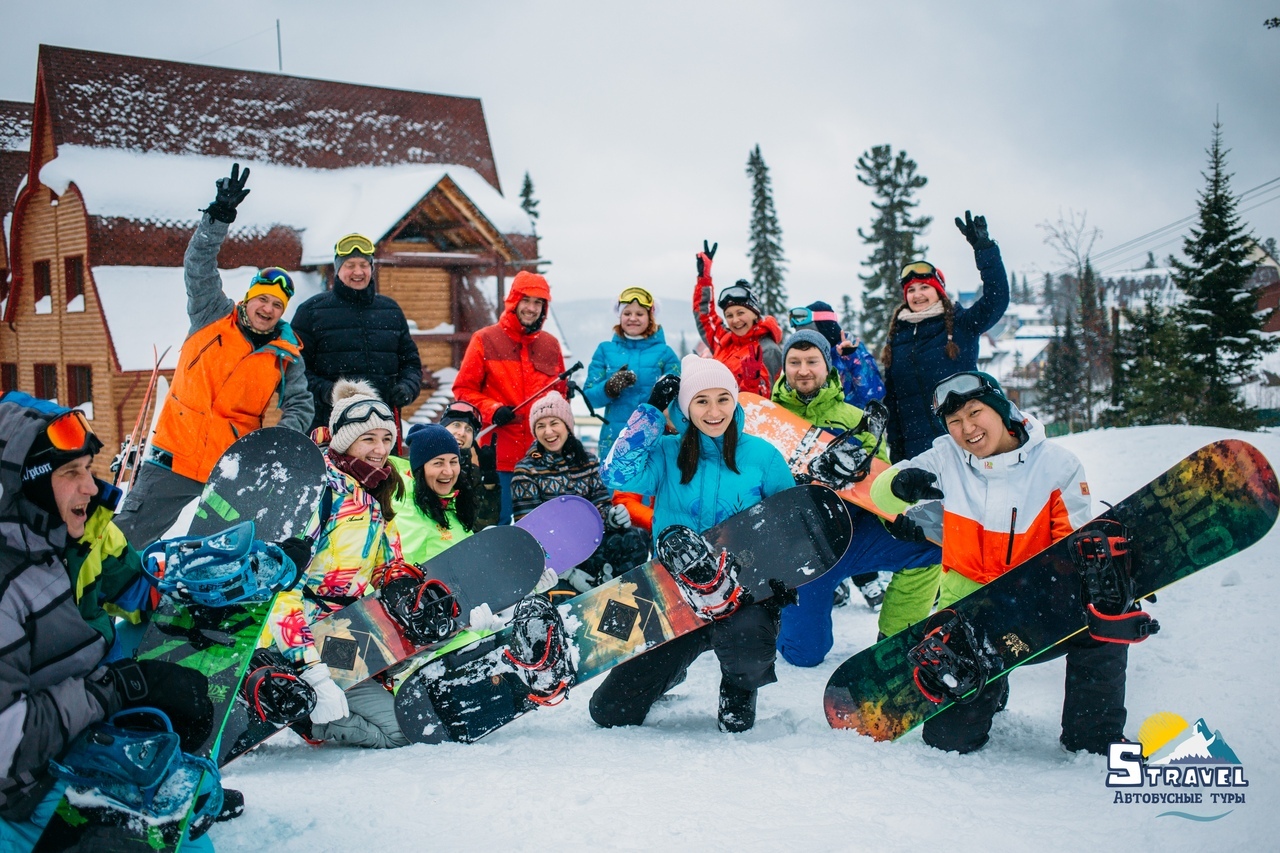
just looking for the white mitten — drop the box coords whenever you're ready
[563,568,595,594]
[534,568,559,595]
[468,602,510,633]
[606,504,632,530]
[301,663,349,725]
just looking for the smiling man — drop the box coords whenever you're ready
[113,164,314,549]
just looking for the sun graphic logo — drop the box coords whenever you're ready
[1105,711,1248,821]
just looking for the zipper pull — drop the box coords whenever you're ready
[1005,506,1018,565]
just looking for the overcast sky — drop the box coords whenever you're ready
[3,1,1278,317]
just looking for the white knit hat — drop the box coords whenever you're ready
[676,354,739,417]
[328,379,398,455]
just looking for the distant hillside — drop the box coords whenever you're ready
[550,298,701,363]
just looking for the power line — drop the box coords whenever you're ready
[193,26,277,61]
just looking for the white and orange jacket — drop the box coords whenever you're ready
[870,413,1092,585]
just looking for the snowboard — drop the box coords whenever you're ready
[394,485,854,744]
[215,524,546,764]
[515,494,605,572]
[824,439,1279,742]
[35,428,327,852]
[739,392,941,543]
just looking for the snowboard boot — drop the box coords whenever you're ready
[832,578,853,608]
[717,679,758,733]
[1060,734,1127,756]
[216,788,245,823]
[852,572,889,612]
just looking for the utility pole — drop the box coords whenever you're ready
[276,19,283,71]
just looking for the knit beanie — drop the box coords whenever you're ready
[328,379,398,455]
[934,371,1020,429]
[802,301,843,348]
[334,233,375,272]
[406,423,460,473]
[243,267,294,310]
[22,407,104,517]
[676,354,739,417]
[783,329,833,373]
[528,390,575,435]
[901,264,947,300]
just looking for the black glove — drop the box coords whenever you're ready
[886,514,927,543]
[203,163,251,224]
[476,440,499,485]
[89,660,215,750]
[762,578,799,620]
[954,210,994,250]
[647,373,681,412]
[696,240,718,277]
[891,468,945,503]
[277,536,313,580]
[389,382,418,408]
[604,367,638,399]
[491,406,516,427]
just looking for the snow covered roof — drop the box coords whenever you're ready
[42,146,534,265]
[0,101,31,153]
[1013,324,1059,339]
[38,45,500,188]
[91,265,324,371]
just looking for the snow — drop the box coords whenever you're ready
[66,294,84,313]
[90,266,324,371]
[38,145,534,265]
[214,423,1279,851]
[416,322,455,335]
[34,295,51,314]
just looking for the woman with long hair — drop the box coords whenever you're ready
[592,354,794,733]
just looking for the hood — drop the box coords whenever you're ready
[0,394,71,558]
[745,315,783,344]
[504,270,551,310]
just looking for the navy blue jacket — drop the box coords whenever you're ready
[883,244,1008,461]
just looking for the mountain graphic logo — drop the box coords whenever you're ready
[1139,713,1241,765]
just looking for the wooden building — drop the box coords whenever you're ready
[0,99,32,319]
[2,45,538,478]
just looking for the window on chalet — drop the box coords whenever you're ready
[1,364,16,394]
[67,365,93,414]
[34,364,58,402]
[33,261,52,315]
[65,257,85,312]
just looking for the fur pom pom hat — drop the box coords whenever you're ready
[676,354,739,417]
[528,390,575,435]
[328,379,398,455]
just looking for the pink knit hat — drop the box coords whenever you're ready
[676,354,739,417]
[529,390,575,435]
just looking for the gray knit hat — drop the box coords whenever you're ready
[783,329,833,373]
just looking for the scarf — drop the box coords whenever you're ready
[328,449,393,492]
[896,301,946,324]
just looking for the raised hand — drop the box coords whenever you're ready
[954,210,993,250]
[696,239,718,277]
[205,163,251,223]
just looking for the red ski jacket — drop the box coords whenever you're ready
[693,275,783,397]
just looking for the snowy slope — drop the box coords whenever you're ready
[214,425,1278,852]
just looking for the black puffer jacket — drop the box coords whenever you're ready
[290,278,428,430]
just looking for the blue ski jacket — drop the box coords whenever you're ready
[600,402,794,538]
[584,328,681,456]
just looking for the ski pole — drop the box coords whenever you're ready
[475,361,584,442]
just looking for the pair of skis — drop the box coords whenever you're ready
[111,344,171,490]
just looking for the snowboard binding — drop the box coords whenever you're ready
[378,562,460,646]
[240,647,317,726]
[656,525,745,620]
[504,594,576,705]
[907,609,1002,705]
[142,521,303,608]
[1067,519,1160,644]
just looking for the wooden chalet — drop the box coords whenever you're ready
[0,100,31,317]
[2,45,538,478]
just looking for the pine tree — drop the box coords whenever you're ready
[1171,121,1276,429]
[745,145,788,317]
[519,172,540,236]
[1104,303,1199,426]
[1009,269,1018,302]
[1077,261,1112,427]
[839,295,858,334]
[1037,311,1086,431]
[855,145,931,346]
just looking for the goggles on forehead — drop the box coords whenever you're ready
[932,372,998,417]
[333,399,395,432]
[335,233,376,258]
[45,409,95,452]
[617,287,655,309]
[787,307,840,328]
[900,261,945,288]
[442,400,482,422]
[250,267,295,298]
[718,284,754,304]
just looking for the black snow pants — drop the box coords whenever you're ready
[922,632,1128,755]
[589,602,778,727]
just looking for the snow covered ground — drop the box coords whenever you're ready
[215,425,1278,852]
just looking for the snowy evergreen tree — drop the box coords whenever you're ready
[1037,311,1086,431]
[520,172,540,236]
[745,145,788,317]
[1077,261,1112,427]
[1171,121,1276,430]
[855,145,931,346]
[1104,303,1199,427]
[839,294,857,334]
[1263,237,1278,261]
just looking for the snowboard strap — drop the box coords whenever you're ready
[907,610,998,705]
[656,525,744,620]
[1067,518,1158,643]
[503,595,575,705]
[240,648,317,725]
[1086,602,1161,644]
[378,568,459,647]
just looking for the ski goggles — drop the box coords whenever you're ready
[333,399,396,432]
[932,372,999,417]
[334,233,376,258]
[900,261,946,288]
[717,283,755,308]
[787,307,839,329]
[617,287,655,309]
[46,409,95,453]
[440,400,483,428]
[249,267,295,299]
